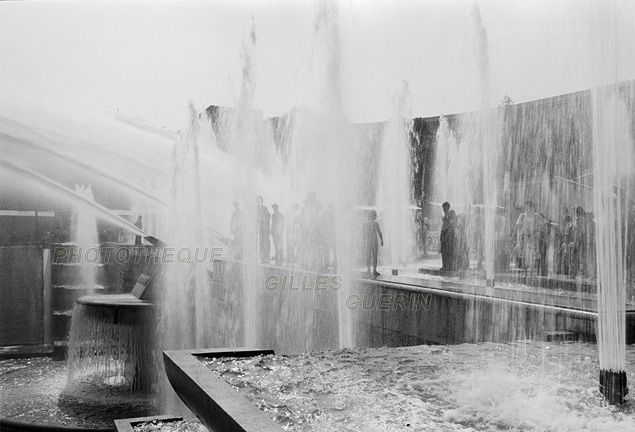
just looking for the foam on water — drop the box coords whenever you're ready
[203,342,635,431]
[1,357,157,429]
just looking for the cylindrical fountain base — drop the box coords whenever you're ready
[67,295,159,394]
[599,369,628,405]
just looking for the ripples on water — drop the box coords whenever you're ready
[0,358,157,428]
[132,419,207,432]
[203,342,635,431]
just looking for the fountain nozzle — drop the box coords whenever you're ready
[599,370,629,405]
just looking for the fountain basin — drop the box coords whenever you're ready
[0,418,113,432]
[163,348,280,432]
[163,344,635,431]
[113,415,183,432]
[0,356,158,432]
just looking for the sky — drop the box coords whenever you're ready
[1,0,635,130]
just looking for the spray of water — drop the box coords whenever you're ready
[592,88,631,376]
[291,0,357,349]
[70,184,98,292]
[463,4,499,284]
[376,81,416,269]
[586,0,635,403]
[160,103,211,351]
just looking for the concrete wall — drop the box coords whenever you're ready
[351,279,598,347]
[0,246,44,346]
[208,263,340,353]
[206,262,602,354]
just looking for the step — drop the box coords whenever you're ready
[52,339,68,361]
[0,344,53,359]
[52,310,73,340]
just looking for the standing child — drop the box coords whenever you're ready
[364,210,384,277]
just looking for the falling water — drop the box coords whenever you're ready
[587,0,635,404]
[231,16,260,349]
[70,184,99,292]
[66,302,158,394]
[432,116,471,208]
[591,87,632,402]
[160,103,211,351]
[376,82,416,269]
[462,4,499,285]
[288,0,356,349]
[431,4,500,285]
[209,16,263,349]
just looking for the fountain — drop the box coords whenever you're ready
[3,1,635,431]
[70,184,99,293]
[164,5,635,428]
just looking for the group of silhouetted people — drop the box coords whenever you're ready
[229,192,607,280]
[229,192,392,276]
[231,196,287,265]
[230,192,338,269]
[510,201,596,278]
[436,199,598,278]
[556,205,596,278]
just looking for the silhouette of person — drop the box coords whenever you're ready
[134,215,143,245]
[230,201,244,260]
[364,210,384,277]
[559,213,574,275]
[271,204,285,265]
[440,202,455,271]
[256,196,271,263]
[416,209,430,257]
[515,200,546,276]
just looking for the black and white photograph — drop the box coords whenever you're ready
[2,0,635,430]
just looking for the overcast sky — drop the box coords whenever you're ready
[1,0,634,130]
